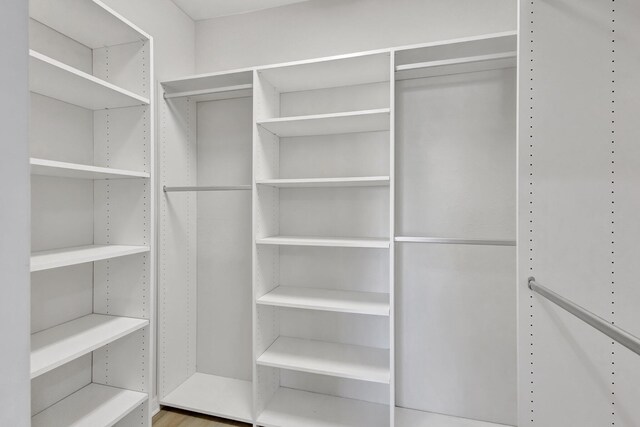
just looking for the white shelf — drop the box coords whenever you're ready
[31,244,150,272]
[257,286,389,316]
[257,336,390,383]
[257,388,389,427]
[30,0,149,49]
[163,69,253,96]
[31,314,149,378]
[395,407,512,427]
[257,51,390,92]
[258,109,390,137]
[32,383,147,427]
[160,373,253,423]
[395,51,517,81]
[257,176,390,188]
[31,158,149,180]
[29,50,150,110]
[257,236,390,249]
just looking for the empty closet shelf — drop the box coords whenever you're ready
[31,383,147,427]
[30,0,149,49]
[31,313,148,378]
[256,236,390,248]
[257,286,389,316]
[257,387,389,427]
[395,51,517,80]
[257,336,390,383]
[257,109,390,137]
[160,373,253,423]
[257,176,390,188]
[29,50,150,110]
[31,244,150,272]
[30,158,150,180]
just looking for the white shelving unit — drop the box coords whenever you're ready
[158,68,254,423]
[28,1,154,425]
[158,31,517,427]
[253,49,395,426]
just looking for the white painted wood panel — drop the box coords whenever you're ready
[518,1,619,426]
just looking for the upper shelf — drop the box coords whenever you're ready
[257,51,390,93]
[31,158,149,180]
[30,0,150,49]
[395,31,517,80]
[31,314,148,378]
[258,109,390,137]
[29,50,150,110]
[31,244,150,272]
[162,69,253,102]
[257,176,390,188]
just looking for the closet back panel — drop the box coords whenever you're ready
[395,68,516,426]
[159,96,197,396]
[396,70,516,239]
[196,97,253,380]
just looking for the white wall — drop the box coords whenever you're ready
[195,0,516,73]
[0,0,30,425]
[103,0,196,81]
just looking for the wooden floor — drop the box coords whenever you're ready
[153,408,251,427]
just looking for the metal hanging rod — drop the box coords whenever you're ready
[528,277,640,357]
[394,236,516,246]
[163,185,251,192]
[163,84,253,100]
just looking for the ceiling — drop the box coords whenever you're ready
[172,0,311,20]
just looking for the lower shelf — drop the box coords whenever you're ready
[160,373,253,423]
[31,383,147,427]
[258,388,388,427]
[395,407,513,427]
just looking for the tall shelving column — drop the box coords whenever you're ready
[28,0,154,425]
[157,69,254,424]
[253,53,394,426]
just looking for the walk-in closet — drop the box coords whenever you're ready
[2,1,640,427]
